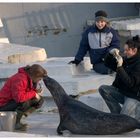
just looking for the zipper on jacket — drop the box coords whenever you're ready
[99,32,101,47]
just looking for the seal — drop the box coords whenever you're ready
[43,76,140,135]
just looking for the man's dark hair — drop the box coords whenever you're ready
[126,35,140,54]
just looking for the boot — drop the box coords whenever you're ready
[24,107,36,117]
[15,123,28,131]
[15,111,28,131]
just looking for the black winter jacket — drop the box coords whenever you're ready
[105,53,140,101]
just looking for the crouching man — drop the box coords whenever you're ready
[99,35,140,121]
[0,64,47,131]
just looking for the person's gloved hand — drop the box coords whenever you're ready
[109,48,120,58]
[116,54,123,67]
[68,59,81,66]
[109,48,123,67]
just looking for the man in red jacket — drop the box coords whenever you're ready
[0,64,47,131]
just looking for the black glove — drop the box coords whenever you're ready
[68,59,81,66]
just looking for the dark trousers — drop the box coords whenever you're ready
[0,97,44,112]
[0,100,18,111]
[99,85,140,122]
[99,85,125,113]
[0,97,44,125]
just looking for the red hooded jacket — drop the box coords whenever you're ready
[0,67,36,107]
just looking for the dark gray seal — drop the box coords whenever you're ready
[43,76,140,135]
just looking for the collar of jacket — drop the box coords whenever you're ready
[124,54,140,65]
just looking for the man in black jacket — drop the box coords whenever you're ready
[99,35,140,121]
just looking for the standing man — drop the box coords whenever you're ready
[99,35,140,121]
[69,10,120,74]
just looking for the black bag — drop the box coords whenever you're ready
[104,53,117,71]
